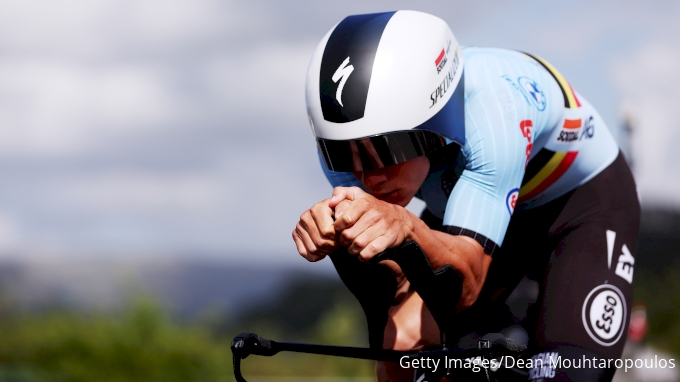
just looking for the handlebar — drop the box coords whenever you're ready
[231,241,527,382]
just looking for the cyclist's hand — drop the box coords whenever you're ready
[329,186,413,261]
[293,198,340,262]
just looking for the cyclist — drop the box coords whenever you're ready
[293,10,639,382]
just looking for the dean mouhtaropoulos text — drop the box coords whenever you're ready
[399,355,677,374]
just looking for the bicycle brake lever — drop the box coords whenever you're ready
[231,333,281,382]
[231,332,279,359]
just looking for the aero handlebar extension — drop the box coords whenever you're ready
[231,241,527,382]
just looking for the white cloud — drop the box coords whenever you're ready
[204,42,315,125]
[0,59,189,156]
[57,172,232,213]
[0,0,250,57]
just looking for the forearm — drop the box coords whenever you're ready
[403,208,492,310]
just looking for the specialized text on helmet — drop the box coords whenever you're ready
[430,50,460,108]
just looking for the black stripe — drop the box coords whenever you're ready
[319,12,396,123]
[523,52,569,108]
[522,148,556,186]
[444,226,498,256]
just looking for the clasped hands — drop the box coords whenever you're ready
[293,186,415,263]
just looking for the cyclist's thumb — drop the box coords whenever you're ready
[329,186,363,208]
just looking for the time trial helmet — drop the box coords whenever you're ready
[305,10,465,172]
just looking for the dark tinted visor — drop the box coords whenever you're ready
[317,130,448,172]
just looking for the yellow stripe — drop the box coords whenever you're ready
[528,55,578,108]
[519,151,567,197]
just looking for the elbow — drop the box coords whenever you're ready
[456,256,491,311]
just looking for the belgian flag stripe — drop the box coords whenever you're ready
[520,152,567,197]
[519,151,578,202]
[522,149,556,186]
[524,53,581,109]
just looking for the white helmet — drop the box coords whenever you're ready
[306,10,465,172]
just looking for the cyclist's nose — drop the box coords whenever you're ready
[354,169,388,189]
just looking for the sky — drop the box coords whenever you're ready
[0,0,678,264]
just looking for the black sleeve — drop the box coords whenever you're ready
[329,248,398,349]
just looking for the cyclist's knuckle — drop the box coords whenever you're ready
[312,236,326,247]
[341,230,354,241]
[366,242,381,253]
[365,209,381,222]
[341,213,353,225]
[320,228,333,238]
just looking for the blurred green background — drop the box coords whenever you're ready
[0,207,677,381]
[0,273,375,381]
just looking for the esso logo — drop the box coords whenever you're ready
[506,188,519,215]
[582,284,627,346]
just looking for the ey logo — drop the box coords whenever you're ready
[606,230,634,284]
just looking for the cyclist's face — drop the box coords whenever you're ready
[353,156,430,207]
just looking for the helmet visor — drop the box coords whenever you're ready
[317,130,448,172]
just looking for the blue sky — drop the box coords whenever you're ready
[0,0,677,264]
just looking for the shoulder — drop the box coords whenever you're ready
[461,47,564,130]
[462,47,543,74]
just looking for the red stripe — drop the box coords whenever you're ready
[563,119,582,129]
[434,49,445,66]
[568,82,581,107]
[519,151,578,202]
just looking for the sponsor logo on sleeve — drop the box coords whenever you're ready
[518,77,546,111]
[557,116,595,143]
[506,188,519,215]
[582,284,627,346]
[519,120,533,168]
[502,76,546,111]
[557,118,582,142]
[581,115,595,140]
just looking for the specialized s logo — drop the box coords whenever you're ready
[332,57,354,107]
[582,284,627,346]
[506,188,519,215]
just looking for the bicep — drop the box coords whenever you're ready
[443,93,529,252]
